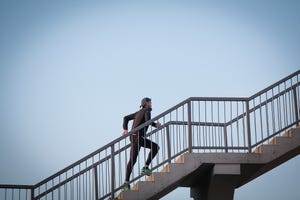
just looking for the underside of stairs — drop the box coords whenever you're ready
[118,128,300,200]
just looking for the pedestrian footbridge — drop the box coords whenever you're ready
[1,70,300,200]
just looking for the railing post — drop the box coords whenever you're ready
[223,125,228,153]
[31,188,34,200]
[110,145,115,199]
[245,100,252,153]
[293,88,299,126]
[93,166,99,200]
[166,125,172,163]
[187,101,193,153]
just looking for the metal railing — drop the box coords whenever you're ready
[0,185,34,200]
[1,70,299,200]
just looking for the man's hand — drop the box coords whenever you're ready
[122,130,128,135]
[157,122,162,129]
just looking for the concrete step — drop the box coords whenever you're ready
[261,144,278,154]
[254,127,300,153]
[283,127,300,138]
[118,190,138,200]
[269,136,292,145]
[254,144,277,154]
[146,171,170,182]
[119,160,194,199]
[283,129,293,137]
[121,180,161,199]
[169,163,184,173]
[254,146,262,154]
[175,154,185,163]
[129,173,178,199]
[146,163,184,181]
[135,180,156,191]
[292,128,300,139]
[161,164,171,173]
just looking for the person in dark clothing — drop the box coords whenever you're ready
[122,97,161,191]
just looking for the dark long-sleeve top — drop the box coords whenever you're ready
[123,107,157,136]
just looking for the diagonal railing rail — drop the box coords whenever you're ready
[1,70,300,200]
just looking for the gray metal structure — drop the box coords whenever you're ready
[1,70,300,200]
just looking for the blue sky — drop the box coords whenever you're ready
[0,0,299,199]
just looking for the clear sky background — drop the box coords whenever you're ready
[0,0,299,199]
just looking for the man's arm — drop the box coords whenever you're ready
[151,121,161,128]
[123,113,135,130]
[145,110,161,128]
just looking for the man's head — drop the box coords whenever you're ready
[140,97,152,109]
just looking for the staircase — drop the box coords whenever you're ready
[1,70,300,200]
[119,127,300,200]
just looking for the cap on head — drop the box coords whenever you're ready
[140,97,151,108]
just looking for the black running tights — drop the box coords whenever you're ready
[125,135,159,182]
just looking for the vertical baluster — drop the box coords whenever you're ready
[236,102,240,151]
[198,103,202,152]
[297,74,300,125]
[277,85,282,131]
[65,172,67,200]
[93,165,99,200]
[118,142,122,190]
[166,125,171,163]
[124,138,128,190]
[230,101,233,152]
[242,102,246,151]
[181,105,185,151]
[71,169,74,200]
[176,109,179,154]
[217,101,220,152]
[246,100,252,153]
[205,101,208,152]
[293,87,299,126]
[100,154,104,198]
[85,162,87,200]
[187,101,192,153]
[252,99,257,144]
[283,82,288,127]
[259,95,263,142]
[210,101,214,151]
[224,101,228,153]
[289,79,293,125]
[110,145,115,199]
[271,88,275,133]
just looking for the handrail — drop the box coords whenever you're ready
[0,185,33,189]
[225,82,300,127]
[249,69,300,99]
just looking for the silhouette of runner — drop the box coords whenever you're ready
[122,97,161,191]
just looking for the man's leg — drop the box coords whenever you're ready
[139,137,159,167]
[125,136,140,182]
